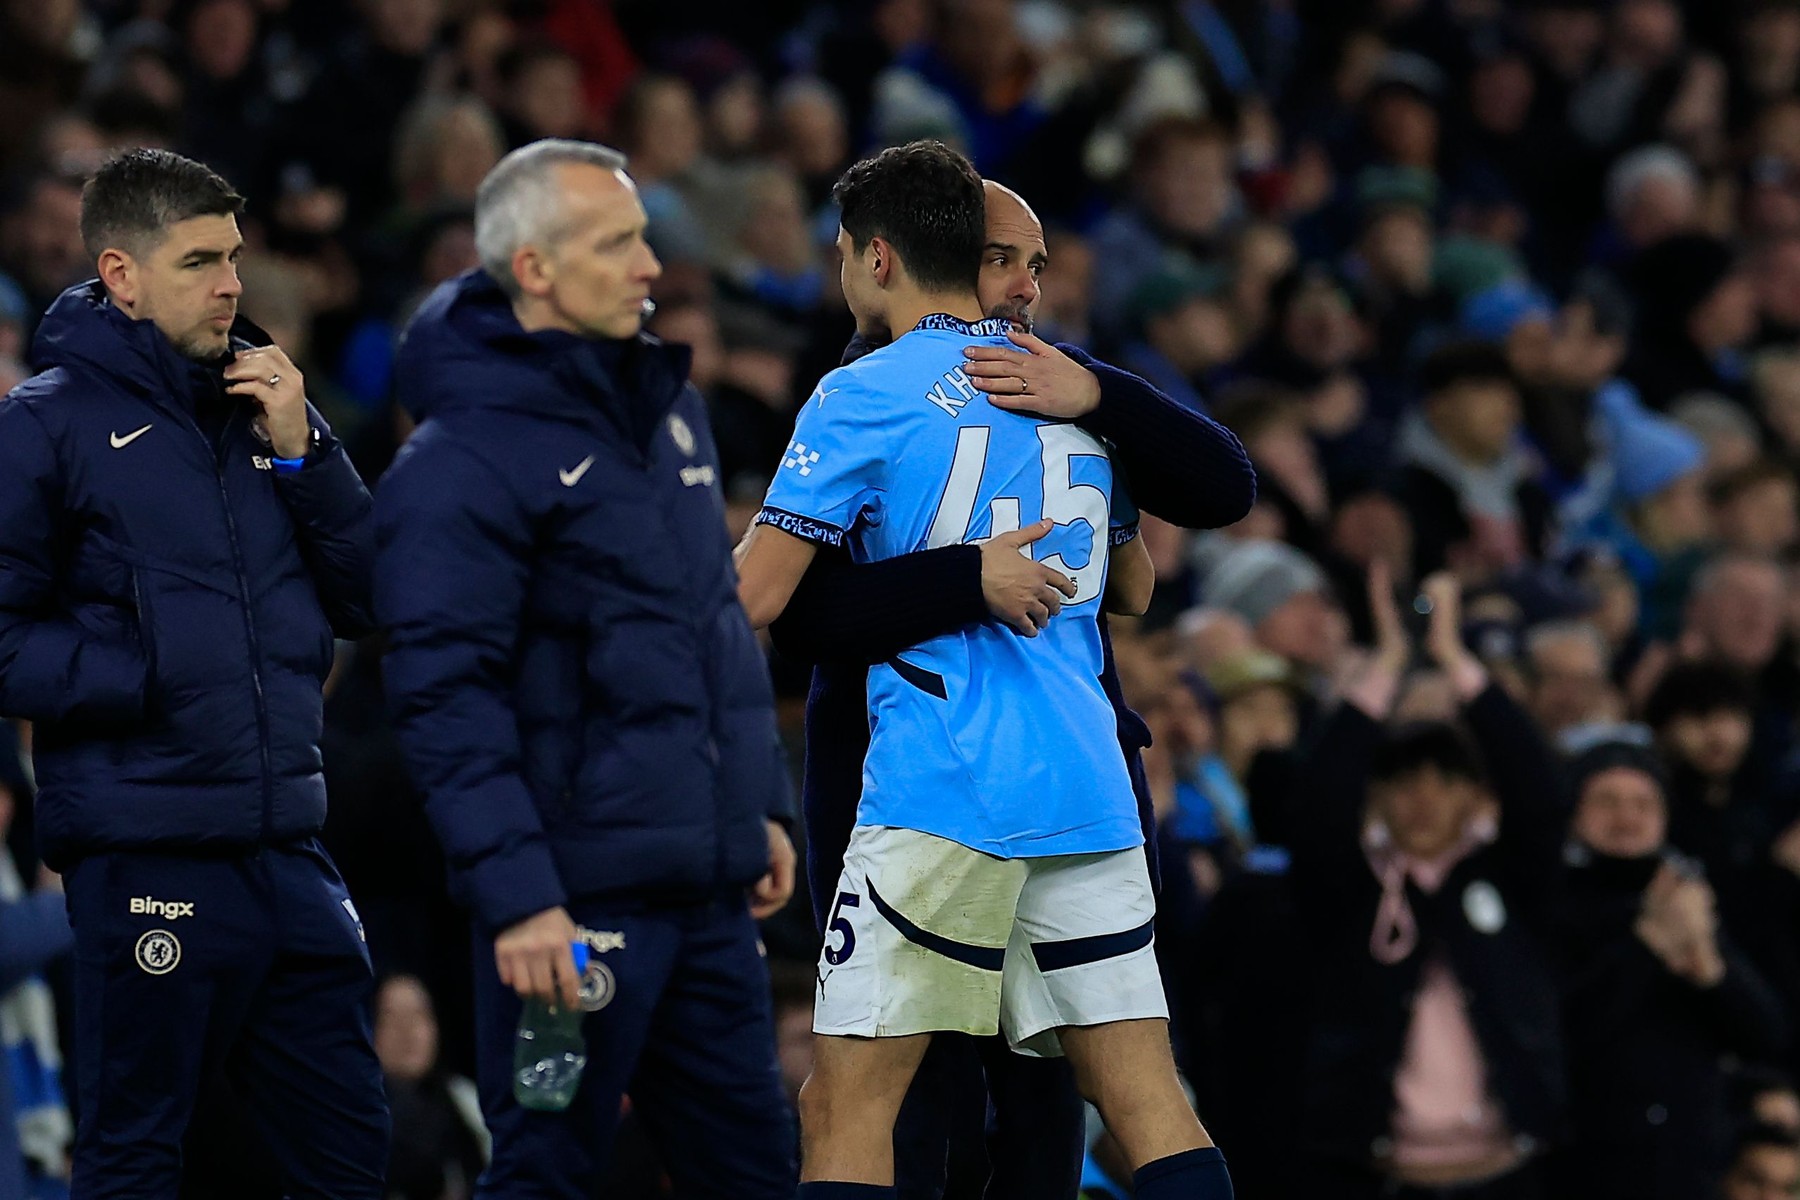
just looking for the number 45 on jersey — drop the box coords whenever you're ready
[925,423,1113,606]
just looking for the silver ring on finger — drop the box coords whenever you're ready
[267,373,282,387]
[1018,377,1029,394]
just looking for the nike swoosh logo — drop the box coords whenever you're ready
[559,456,596,487]
[110,424,152,449]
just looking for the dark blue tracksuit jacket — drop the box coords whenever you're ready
[375,270,792,934]
[0,281,374,868]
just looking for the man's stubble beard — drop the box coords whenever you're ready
[986,301,1033,331]
[174,328,231,362]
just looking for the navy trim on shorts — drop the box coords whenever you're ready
[887,656,947,699]
[866,881,1005,971]
[1029,917,1155,973]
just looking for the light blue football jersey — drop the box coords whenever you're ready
[758,314,1142,858]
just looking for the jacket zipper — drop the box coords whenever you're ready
[186,409,276,838]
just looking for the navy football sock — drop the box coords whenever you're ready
[1133,1146,1234,1199]
[798,1184,897,1199]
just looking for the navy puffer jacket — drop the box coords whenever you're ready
[375,271,790,932]
[0,282,375,868]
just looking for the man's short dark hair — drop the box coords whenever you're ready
[1421,339,1515,398]
[79,148,244,259]
[832,140,984,294]
[1370,720,1489,788]
[1644,661,1755,729]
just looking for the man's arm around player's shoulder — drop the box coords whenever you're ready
[961,328,1257,529]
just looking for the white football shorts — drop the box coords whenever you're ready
[811,824,1167,1056]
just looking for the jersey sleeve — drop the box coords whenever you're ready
[756,374,884,549]
[1109,467,1141,546]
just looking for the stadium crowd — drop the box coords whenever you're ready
[6,0,1800,1196]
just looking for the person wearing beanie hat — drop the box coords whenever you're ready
[1566,736,1670,857]
[1362,52,1443,175]
[1561,382,1712,638]
[1557,727,1788,1200]
[1461,279,1555,345]
[1200,539,1348,673]
[1622,233,1759,412]
[1355,166,1455,381]
[1120,259,1237,414]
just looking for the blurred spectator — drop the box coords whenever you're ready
[390,95,506,221]
[1731,1064,1800,1137]
[1119,262,1238,415]
[1213,383,1332,557]
[1199,539,1350,682]
[1556,738,1788,1200]
[0,274,27,394]
[1719,1123,1800,1200]
[1393,340,1549,581]
[1605,144,1703,254]
[1524,620,1623,740]
[1178,653,1299,860]
[1569,388,1710,640]
[769,78,850,209]
[1752,347,1800,462]
[1673,392,1766,482]
[1712,461,1800,557]
[0,171,87,325]
[1624,233,1758,411]
[1679,555,1786,678]
[715,166,824,319]
[1356,51,1445,176]
[869,0,1046,176]
[493,40,588,146]
[175,0,274,190]
[375,975,487,1200]
[1090,117,1239,340]
[612,73,709,264]
[286,0,447,226]
[1353,167,1453,378]
[1289,574,1565,1198]
[0,739,71,1198]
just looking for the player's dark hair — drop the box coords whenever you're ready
[1370,720,1489,789]
[79,147,244,260]
[832,140,984,294]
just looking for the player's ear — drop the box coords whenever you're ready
[869,236,892,287]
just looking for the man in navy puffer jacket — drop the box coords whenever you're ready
[0,150,386,1197]
[376,139,797,1197]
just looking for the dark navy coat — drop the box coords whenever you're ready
[0,282,375,868]
[375,271,790,933]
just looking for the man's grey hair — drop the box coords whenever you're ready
[474,139,628,298]
[1605,144,1699,223]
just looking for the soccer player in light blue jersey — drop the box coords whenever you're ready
[735,142,1232,1200]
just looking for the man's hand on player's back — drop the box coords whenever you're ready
[979,519,1078,636]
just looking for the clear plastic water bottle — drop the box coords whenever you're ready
[512,940,591,1111]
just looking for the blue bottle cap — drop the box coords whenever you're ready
[570,940,590,976]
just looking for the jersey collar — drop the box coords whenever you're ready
[912,313,1013,338]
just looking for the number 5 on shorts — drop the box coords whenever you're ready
[825,891,860,965]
